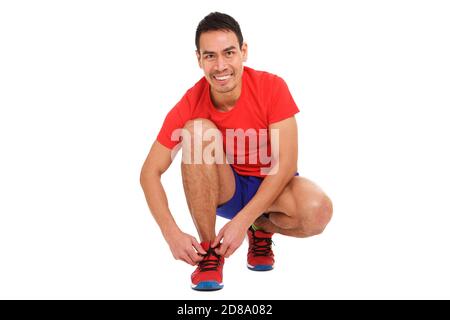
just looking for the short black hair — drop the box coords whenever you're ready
[195,12,244,51]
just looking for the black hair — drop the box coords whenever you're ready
[195,12,244,51]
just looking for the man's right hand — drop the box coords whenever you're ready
[165,230,207,266]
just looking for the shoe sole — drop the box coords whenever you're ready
[191,281,224,291]
[247,263,274,271]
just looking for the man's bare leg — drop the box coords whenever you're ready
[181,118,235,242]
[182,162,218,242]
[253,176,333,238]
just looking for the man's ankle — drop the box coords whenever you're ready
[252,213,271,231]
[251,224,264,231]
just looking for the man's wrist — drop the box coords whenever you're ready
[161,222,181,240]
[235,209,258,229]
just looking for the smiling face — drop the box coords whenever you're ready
[196,30,248,98]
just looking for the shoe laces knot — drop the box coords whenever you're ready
[199,247,221,272]
[251,232,273,257]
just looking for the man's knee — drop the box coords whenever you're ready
[181,118,223,164]
[182,118,220,145]
[183,118,218,132]
[292,196,333,237]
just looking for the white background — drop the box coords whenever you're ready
[1,0,449,299]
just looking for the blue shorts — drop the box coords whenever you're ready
[216,166,299,220]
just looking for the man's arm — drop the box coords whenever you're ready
[236,116,298,227]
[140,141,206,265]
[213,116,298,257]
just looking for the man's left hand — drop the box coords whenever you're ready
[212,218,248,258]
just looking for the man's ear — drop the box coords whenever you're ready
[241,42,248,62]
[196,50,202,68]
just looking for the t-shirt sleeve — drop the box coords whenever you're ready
[156,94,190,150]
[267,76,300,124]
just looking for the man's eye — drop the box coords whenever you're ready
[205,55,214,60]
[226,51,234,57]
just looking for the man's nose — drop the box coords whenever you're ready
[215,55,226,71]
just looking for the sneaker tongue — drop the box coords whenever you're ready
[200,241,211,251]
[199,241,222,261]
[254,230,273,238]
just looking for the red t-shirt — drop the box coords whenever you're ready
[157,66,299,177]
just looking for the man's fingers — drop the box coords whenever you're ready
[181,254,196,266]
[212,229,224,248]
[215,242,228,256]
[224,246,236,258]
[191,238,207,255]
[189,249,204,264]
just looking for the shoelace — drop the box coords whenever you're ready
[250,231,273,257]
[198,248,222,272]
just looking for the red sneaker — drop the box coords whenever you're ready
[247,227,275,271]
[191,241,224,291]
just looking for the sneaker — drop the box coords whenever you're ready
[247,227,275,271]
[191,241,224,291]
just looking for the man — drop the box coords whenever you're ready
[140,12,333,291]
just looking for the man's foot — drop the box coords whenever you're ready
[247,226,275,271]
[191,241,224,291]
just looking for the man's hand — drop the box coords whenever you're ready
[165,230,207,266]
[212,218,248,258]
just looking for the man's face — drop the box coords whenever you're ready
[196,30,248,95]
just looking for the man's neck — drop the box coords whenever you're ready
[210,81,242,112]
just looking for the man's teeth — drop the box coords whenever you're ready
[214,75,231,80]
